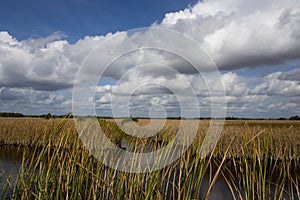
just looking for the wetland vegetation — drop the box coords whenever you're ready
[0,117,299,199]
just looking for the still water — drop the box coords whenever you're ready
[0,145,23,199]
[0,144,299,199]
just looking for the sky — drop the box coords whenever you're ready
[0,0,300,118]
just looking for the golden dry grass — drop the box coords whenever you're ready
[1,117,299,199]
[0,117,300,159]
[0,117,77,147]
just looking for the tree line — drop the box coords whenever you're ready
[0,112,300,120]
[0,112,73,119]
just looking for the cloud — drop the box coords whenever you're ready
[91,68,300,118]
[2,0,300,90]
[161,0,300,70]
[278,68,300,81]
[0,31,107,91]
[221,72,247,96]
[0,0,300,117]
[0,87,71,114]
[22,31,66,52]
[252,71,300,96]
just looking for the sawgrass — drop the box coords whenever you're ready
[0,118,299,199]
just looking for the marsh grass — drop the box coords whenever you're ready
[0,118,300,199]
[219,127,300,199]
[0,175,9,200]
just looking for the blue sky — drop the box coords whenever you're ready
[0,0,300,118]
[0,0,197,43]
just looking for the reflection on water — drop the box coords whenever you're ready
[0,143,299,199]
[0,145,23,199]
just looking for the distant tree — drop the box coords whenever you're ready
[40,113,53,119]
[289,115,300,120]
[0,112,24,117]
[278,117,286,120]
[225,116,238,120]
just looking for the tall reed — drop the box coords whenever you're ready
[1,118,299,199]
